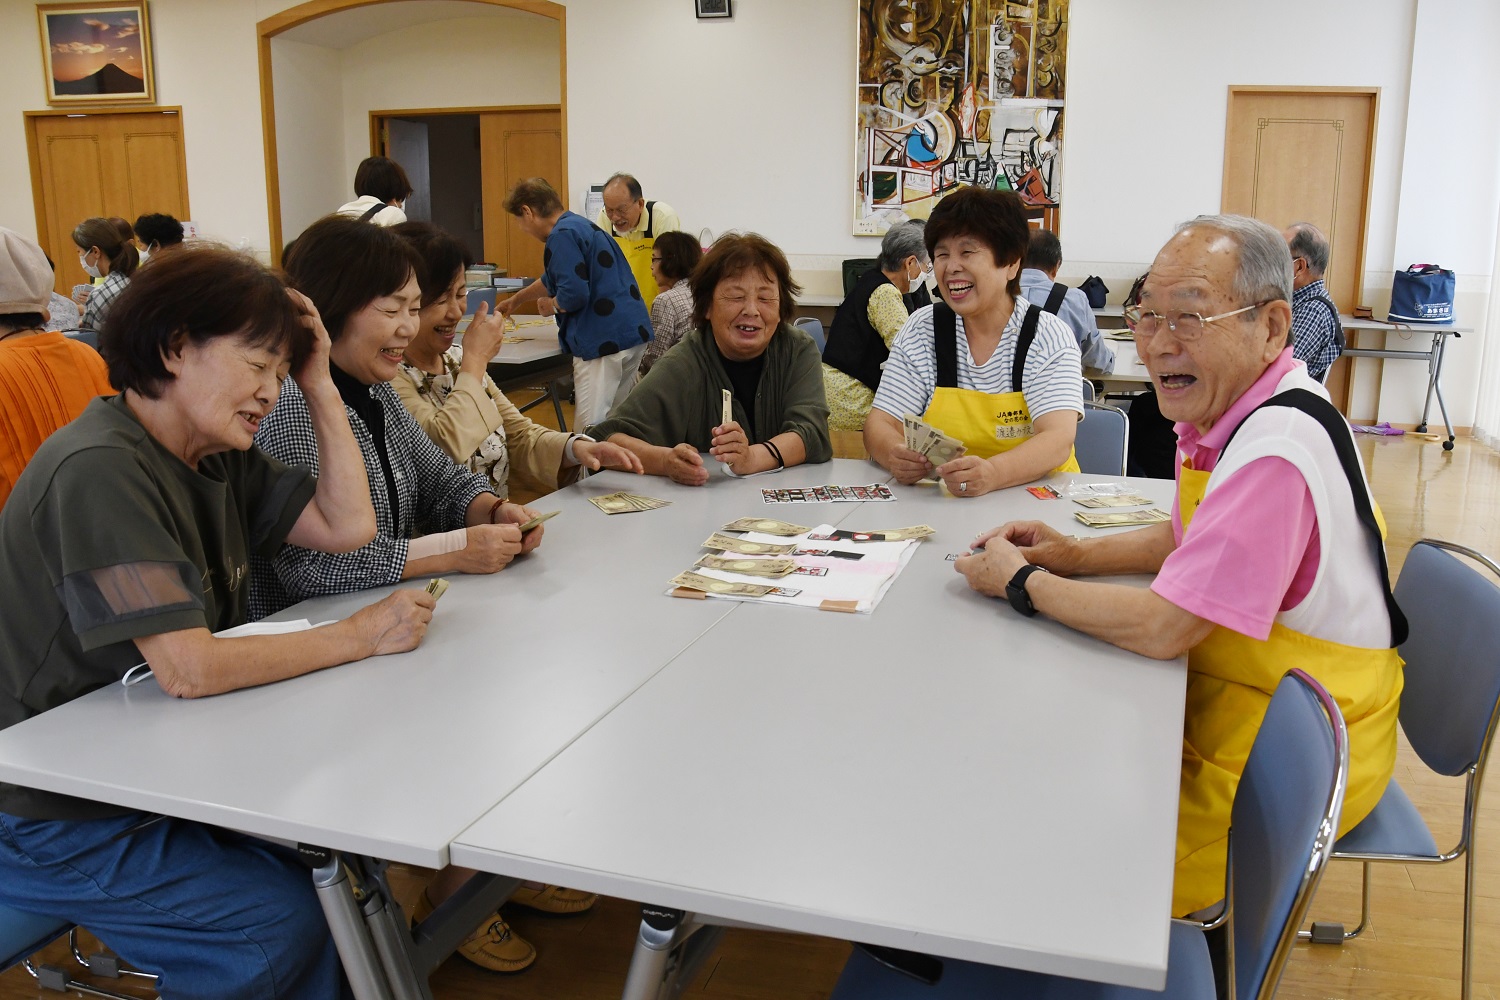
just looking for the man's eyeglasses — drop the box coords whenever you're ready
[1123,300,1273,341]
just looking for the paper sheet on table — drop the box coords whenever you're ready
[668,524,918,613]
[121,619,332,687]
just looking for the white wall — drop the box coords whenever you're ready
[271,37,346,245]
[337,15,560,187]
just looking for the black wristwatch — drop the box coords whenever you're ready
[1005,564,1048,617]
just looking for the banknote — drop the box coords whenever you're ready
[866,525,936,540]
[1072,495,1151,509]
[722,388,733,426]
[1074,509,1171,527]
[424,578,450,601]
[517,510,560,533]
[720,517,810,536]
[670,571,801,598]
[701,533,797,555]
[694,555,796,578]
[588,491,671,514]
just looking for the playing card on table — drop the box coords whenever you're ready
[694,554,796,578]
[670,571,801,598]
[1074,509,1171,527]
[701,533,797,555]
[721,388,733,427]
[1072,495,1152,508]
[720,517,809,536]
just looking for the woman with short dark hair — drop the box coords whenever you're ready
[72,216,140,332]
[637,231,703,379]
[337,155,413,226]
[590,232,832,485]
[251,215,547,623]
[865,187,1082,496]
[0,242,431,999]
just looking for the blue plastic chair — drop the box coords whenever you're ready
[1301,539,1500,1000]
[1080,378,1096,403]
[793,316,826,354]
[63,328,99,349]
[465,287,497,315]
[1074,402,1128,476]
[2,906,155,996]
[829,667,1348,1000]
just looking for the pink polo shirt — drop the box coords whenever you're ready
[1149,349,1320,640]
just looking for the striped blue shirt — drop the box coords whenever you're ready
[871,298,1084,423]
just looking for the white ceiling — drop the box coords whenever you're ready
[277,1,545,50]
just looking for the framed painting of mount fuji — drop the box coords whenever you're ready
[38,1,155,105]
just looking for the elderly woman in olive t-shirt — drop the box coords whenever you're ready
[0,245,433,999]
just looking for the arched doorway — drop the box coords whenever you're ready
[256,0,566,262]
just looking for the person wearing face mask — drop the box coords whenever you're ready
[821,219,931,430]
[865,187,1082,497]
[72,216,140,332]
[249,216,546,624]
[588,233,832,486]
[390,221,642,496]
[336,156,412,227]
[133,213,186,263]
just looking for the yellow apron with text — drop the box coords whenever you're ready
[616,202,663,312]
[1172,460,1403,916]
[922,385,1079,472]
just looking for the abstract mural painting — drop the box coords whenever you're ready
[855,0,1068,235]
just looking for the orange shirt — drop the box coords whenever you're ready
[0,331,113,512]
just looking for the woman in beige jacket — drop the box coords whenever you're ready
[391,222,640,497]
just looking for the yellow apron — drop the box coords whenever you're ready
[921,302,1079,472]
[1171,418,1404,916]
[615,201,663,313]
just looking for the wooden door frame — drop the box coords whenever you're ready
[1221,85,1380,307]
[24,105,190,262]
[256,0,568,264]
[368,104,562,157]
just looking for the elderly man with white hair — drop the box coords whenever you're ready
[955,213,1405,919]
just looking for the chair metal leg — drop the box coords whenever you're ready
[1462,843,1477,1000]
[550,379,568,432]
[24,957,144,999]
[1300,861,1372,943]
[69,927,158,984]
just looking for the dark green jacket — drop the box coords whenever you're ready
[589,324,832,463]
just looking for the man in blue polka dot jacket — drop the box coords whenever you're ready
[498,177,654,427]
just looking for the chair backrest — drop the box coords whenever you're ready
[465,287,497,315]
[1393,539,1500,777]
[842,258,878,296]
[793,316,826,354]
[1080,378,1096,403]
[1073,401,1128,475]
[1230,668,1348,1000]
[63,329,99,349]
[0,904,68,972]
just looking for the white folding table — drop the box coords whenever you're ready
[451,473,1188,995]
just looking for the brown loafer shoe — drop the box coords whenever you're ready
[410,890,537,973]
[507,883,599,915]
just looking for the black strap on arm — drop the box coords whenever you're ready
[1222,388,1408,646]
[1043,282,1068,315]
[1311,295,1346,353]
[933,302,958,389]
[358,201,386,222]
[643,200,656,238]
[1012,304,1043,394]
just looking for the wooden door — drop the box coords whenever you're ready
[1222,88,1377,407]
[27,108,190,293]
[479,108,562,281]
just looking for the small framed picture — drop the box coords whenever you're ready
[37,1,155,105]
[695,0,732,19]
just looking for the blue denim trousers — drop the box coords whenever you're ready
[0,810,351,999]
